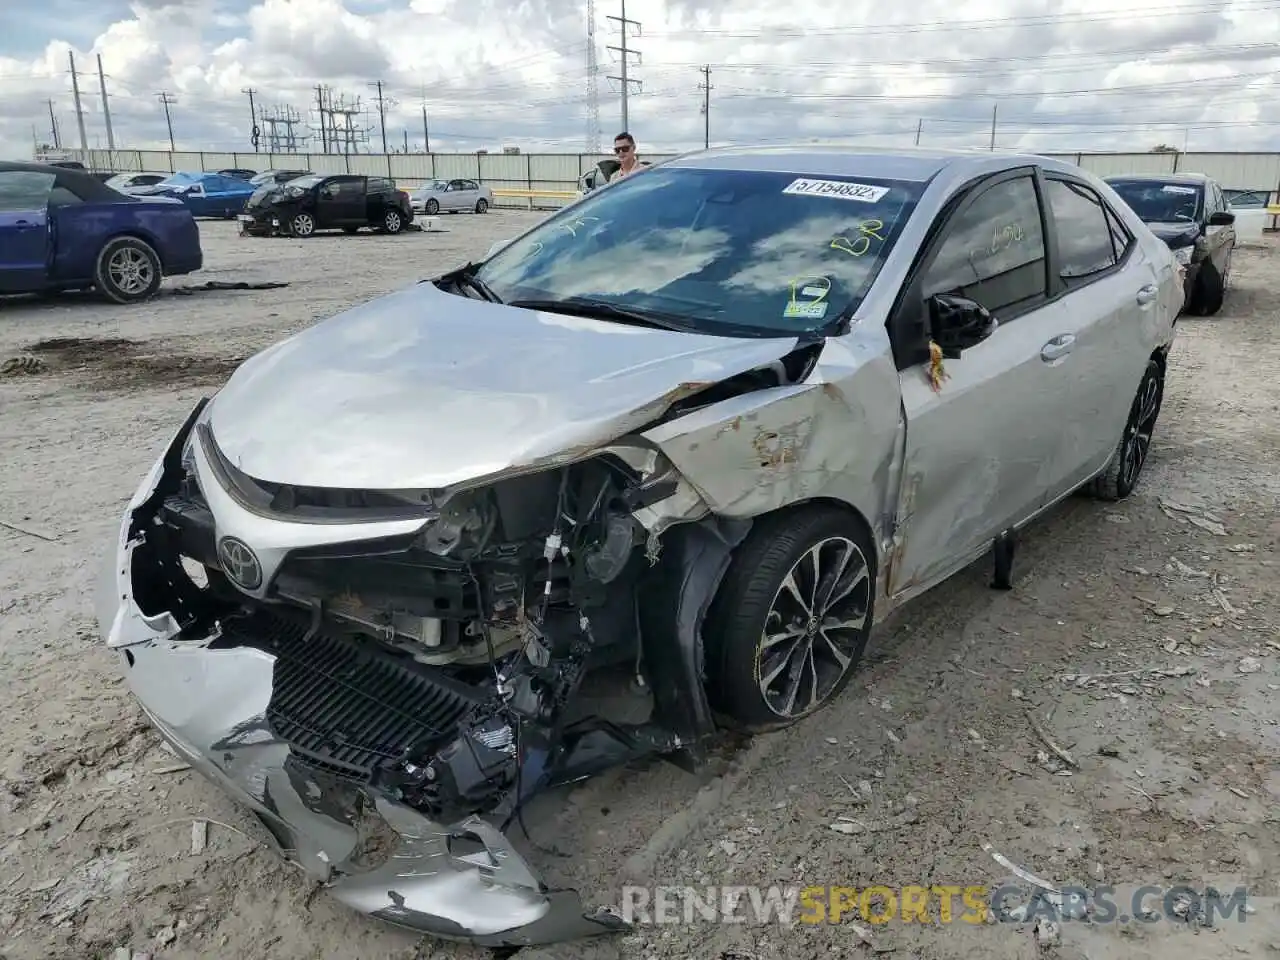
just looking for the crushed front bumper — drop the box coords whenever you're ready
[95,402,625,947]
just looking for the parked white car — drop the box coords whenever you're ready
[103,172,169,194]
[410,178,492,214]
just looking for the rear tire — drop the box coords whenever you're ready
[704,506,876,732]
[1089,357,1164,501]
[94,236,162,304]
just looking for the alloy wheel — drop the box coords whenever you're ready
[107,246,154,296]
[385,211,401,231]
[756,536,871,719]
[1119,366,1162,491]
[292,214,315,237]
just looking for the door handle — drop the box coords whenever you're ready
[1136,284,1158,305]
[1041,334,1076,362]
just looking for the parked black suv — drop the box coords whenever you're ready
[1106,172,1236,316]
[238,174,414,237]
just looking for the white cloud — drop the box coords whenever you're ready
[1,0,1278,161]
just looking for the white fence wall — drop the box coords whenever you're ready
[60,148,1280,210]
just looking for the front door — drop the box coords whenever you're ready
[0,169,54,293]
[889,169,1065,597]
[315,177,366,227]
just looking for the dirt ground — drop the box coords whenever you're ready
[0,215,1276,960]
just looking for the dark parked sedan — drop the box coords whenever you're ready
[0,161,202,303]
[238,173,413,236]
[1106,173,1236,316]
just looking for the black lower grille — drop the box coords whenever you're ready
[219,608,485,782]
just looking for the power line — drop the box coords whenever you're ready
[605,0,641,132]
[156,91,177,151]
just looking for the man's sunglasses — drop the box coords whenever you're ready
[613,144,633,154]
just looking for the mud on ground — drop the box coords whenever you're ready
[0,219,1276,960]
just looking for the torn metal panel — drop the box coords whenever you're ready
[642,335,903,543]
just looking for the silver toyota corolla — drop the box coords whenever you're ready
[97,145,1180,948]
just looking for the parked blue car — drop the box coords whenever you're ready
[0,161,202,303]
[134,172,257,218]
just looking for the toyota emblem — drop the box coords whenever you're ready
[217,536,262,590]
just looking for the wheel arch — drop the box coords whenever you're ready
[100,229,166,270]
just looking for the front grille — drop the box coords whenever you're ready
[219,608,485,782]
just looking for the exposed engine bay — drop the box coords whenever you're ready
[124,350,813,836]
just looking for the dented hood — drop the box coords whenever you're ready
[208,280,801,490]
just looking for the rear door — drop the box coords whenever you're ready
[454,179,481,211]
[0,169,55,293]
[1037,174,1159,495]
[889,168,1064,595]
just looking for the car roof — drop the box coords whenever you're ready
[661,143,1069,183]
[1105,171,1211,185]
[0,160,132,202]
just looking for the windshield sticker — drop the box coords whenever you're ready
[1162,185,1197,194]
[785,275,831,320]
[782,178,890,203]
[830,219,887,256]
[784,300,829,320]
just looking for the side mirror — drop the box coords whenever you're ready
[927,294,998,358]
[1208,211,1235,226]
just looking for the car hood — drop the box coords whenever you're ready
[207,281,802,490]
[1144,221,1200,247]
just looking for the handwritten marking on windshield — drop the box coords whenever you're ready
[830,219,886,257]
[559,216,600,237]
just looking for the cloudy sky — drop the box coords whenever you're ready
[0,0,1277,160]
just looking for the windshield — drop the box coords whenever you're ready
[474,166,924,336]
[158,173,199,187]
[1109,179,1203,223]
[283,174,324,191]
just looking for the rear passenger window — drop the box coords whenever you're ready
[924,175,1047,315]
[1046,179,1117,279]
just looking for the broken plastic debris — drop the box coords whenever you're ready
[1238,657,1262,674]
[190,820,207,856]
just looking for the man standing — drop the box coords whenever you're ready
[612,132,640,179]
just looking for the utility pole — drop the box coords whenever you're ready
[989,104,997,151]
[68,51,88,153]
[369,80,388,154]
[97,55,115,150]
[403,130,408,153]
[242,87,260,152]
[914,118,922,146]
[315,85,329,153]
[697,65,712,149]
[46,100,61,148]
[585,0,601,153]
[157,92,177,151]
[419,86,431,152]
[606,0,641,132]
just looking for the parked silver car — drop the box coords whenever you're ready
[410,177,493,214]
[97,145,1179,949]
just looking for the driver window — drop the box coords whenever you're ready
[923,175,1047,317]
[0,170,56,211]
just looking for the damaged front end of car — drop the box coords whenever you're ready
[96,351,832,944]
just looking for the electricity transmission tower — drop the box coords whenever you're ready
[585,0,601,153]
[606,0,641,132]
[263,105,304,152]
[327,93,370,154]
